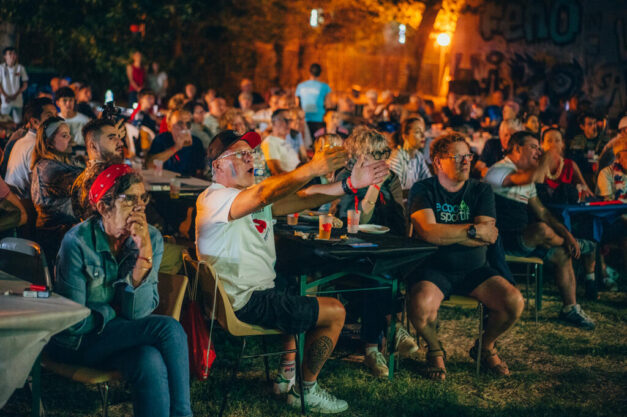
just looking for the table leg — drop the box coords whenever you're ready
[30,353,41,417]
[536,263,543,311]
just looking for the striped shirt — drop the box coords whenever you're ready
[388,147,432,190]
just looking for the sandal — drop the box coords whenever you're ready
[469,340,510,376]
[425,342,447,381]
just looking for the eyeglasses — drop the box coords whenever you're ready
[282,118,293,123]
[371,148,391,160]
[174,121,192,129]
[117,192,151,206]
[442,153,473,163]
[218,150,254,160]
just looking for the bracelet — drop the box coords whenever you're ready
[138,255,153,264]
[341,177,353,195]
[362,199,377,206]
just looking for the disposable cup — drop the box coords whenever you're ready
[170,178,181,199]
[347,209,360,233]
[318,214,333,240]
[287,213,299,226]
[154,159,164,176]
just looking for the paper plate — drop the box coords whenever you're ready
[299,211,325,222]
[358,224,390,234]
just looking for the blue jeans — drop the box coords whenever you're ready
[49,315,192,417]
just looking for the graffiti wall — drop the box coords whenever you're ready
[450,0,627,117]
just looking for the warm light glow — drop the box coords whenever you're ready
[436,33,451,46]
[398,24,406,44]
[310,9,318,27]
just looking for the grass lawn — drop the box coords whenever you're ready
[2,287,626,417]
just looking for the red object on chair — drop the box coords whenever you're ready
[181,300,216,380]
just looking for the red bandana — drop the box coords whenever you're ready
[89,164,134,206]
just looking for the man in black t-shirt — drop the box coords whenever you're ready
[407,133,524,380]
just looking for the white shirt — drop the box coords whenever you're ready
[195,183,276,311]
[0,63,28,108]
[484,157,537,204]
[261,135,300,173]
[61,112,90,146]
[5,130,36,199]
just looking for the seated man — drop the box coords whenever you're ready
[485,131,595,329]
[261,109,301,175]
[147,109,205,177]
[196,130,387,413]
[474,118,522,177]
[408,133,524,380]
[569,112,610,178]
[130,88,158,134]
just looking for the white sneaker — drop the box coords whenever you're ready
[287,382,349,414]
[364,350,389,378]
[273,374,295,395]
[394,325,419,358]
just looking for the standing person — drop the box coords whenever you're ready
[30,116,84,260]
[197,130,386,413]
[50,163,192,417]
[147,62,168,105]
[3,98,56,198]
[0,47,29,123]
[55,86,91,146]
[388,117,432,191]
[126,51,145,106]
[296,63,331,136]
[407,133,524,379]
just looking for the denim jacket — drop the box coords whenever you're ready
[52,217,164,350]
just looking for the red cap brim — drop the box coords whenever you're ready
[240,131,261,149]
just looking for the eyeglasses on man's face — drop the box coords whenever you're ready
[441,153,473,163]
[218,150,254,161]
[371,148,391,160]
[174,120,192,129]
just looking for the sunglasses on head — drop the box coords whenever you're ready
[371,148,391,160]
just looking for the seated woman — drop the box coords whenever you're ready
[388,117,432,191]
[48,163,191,417]
[308,126,417,378]
[30,116,84,260]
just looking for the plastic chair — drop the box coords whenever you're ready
[182,253,306,416]
[0,237,52,289]
[41,272,188,417]
[440,295,485,377]
[505,255,544,321]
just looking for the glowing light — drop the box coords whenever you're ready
[310,9,318,27]
[398,24,406,44]
[436,33,451,47]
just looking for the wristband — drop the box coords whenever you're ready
[341,177,354,195]
[138,255,153,264]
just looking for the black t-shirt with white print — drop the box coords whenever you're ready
[408,177,496,273]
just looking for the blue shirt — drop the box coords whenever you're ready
[52,217,164,350]
[295,80,331,123]
[148,132,206,176]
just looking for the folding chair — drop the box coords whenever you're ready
[440,295,485,376]
[505,255,544,322]
[42,272,188,417]
[182,253,306,416]
[0,237,52,288]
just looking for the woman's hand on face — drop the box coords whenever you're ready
[350,156,389,189]
[127,210,151,251]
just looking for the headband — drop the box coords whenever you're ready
[88,164,134,206]
[45,121,64,138]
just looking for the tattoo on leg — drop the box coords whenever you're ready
[305,336,333,375]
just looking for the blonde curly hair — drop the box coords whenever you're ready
[343,125,389,161]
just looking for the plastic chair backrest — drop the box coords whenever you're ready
[0,237,52,289]
[154,272,188,321]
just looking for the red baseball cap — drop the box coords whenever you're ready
[207,130,261,164]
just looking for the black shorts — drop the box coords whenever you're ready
[409,264,499,298]
[235,289,319,334]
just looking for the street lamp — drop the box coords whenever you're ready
[436,33,450,47]
[436,33,451,96]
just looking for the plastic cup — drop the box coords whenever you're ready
[170,178,181,199]
[154,159,164,176]
[131,158,143,172]
[318,214,333,240]
[347,209,360,233]
[287,213,299,226]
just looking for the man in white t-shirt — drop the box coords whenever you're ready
[197,130,388,413]
[485,131,595,330]
[5,98,57,199]
[261,109,301,175]
[56,86,90,146]
[0,47,29,123]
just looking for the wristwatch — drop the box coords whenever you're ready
[467,225,477,239]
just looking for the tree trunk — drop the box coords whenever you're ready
[405,0,443,92]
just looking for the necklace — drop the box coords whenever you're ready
[546,157,564,180]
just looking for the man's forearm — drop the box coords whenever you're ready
[147,146,178,166]
[416,222,474,246]
[255,163,320,207]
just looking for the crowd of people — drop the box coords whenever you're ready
[1,47,626,415]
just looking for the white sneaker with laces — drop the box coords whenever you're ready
[364,350,389,378]
[287,382,349,414]
[273,374,295,395]
[394,325,419,358]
